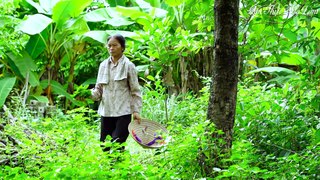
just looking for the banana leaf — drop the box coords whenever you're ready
[6,51,39,87]
[0,77,16,108]
[40,80,81,106]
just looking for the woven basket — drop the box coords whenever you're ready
[128,119,168,149]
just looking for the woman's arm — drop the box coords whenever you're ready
[91,83,103,101]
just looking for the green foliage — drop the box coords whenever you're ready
[1,0,320,179]
[129,4,212,91]
[52,0,92,28]
[0,96,206,179]
[240,0,320,82]
[6,51,39,87]
[7,0,99,106]
[1,77,320,179]
[0,77,16,108]
[70,84,94,109]
[141,73,208,125]
[40,80,81,106]
[0,0,26,59]
[229,78,319,179]
[236,78,319,156]
[84,0,214,92]
[17,14,52,35]
[216,140,274,179]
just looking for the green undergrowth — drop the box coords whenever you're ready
[1,77,319,179]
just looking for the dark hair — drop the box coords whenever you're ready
[107,34,126,52]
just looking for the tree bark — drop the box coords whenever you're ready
[204,0,239,175]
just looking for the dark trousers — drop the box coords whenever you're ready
[100,114,131,150]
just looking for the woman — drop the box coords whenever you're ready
[91,34,142,151]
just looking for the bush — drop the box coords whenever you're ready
[1,77,319,179]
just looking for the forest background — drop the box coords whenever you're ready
[0,0,319,179]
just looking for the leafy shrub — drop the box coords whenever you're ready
[1,75,319,179]
[235,78,319,156]
[233,77,320,179]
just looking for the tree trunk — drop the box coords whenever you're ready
[203,0,239,176]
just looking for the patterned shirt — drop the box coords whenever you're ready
[91,55,142,117]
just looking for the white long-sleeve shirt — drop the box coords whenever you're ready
[91,55,142,117]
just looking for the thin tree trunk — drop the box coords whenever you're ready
[203,0,239,176]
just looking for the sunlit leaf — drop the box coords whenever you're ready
[25,0,46,14]
[0,77,16,108]
[250,22,265,35]
[40,0,60,14]
[280,53,305,66]
[53,0,92,28]
[7,51,37,72]
[83,30,109,44]
[104,30,141,40]
[40,80,81,106]
[28,95,49,103]
[136,0,152,9]
[6,51,40,87]
[81,78,97,85]
[116,6,150,21]
[17,14,52,35]
[135,0,167,18]
[105,17,134,26]
[149,7,168,18]
[28,72,40,87]
[65,16,90,34]
[248,67,296,76]
[147,75,155,81]
[25,30,48,58]
[311,20,320,40]
[84,8,112,22]
[84,30,140,44]
[283,30,297,42]
[268,74,300,85]
[164,0,185,7]
[136,17,152,29]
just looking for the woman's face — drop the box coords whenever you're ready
[107,37,123,57]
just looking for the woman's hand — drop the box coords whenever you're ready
[133,112,141,124]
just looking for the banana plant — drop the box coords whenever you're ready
[16,0,92,105]
[82,6,140,43]
[16,0,145,107]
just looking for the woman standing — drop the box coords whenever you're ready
[91,34,142,151]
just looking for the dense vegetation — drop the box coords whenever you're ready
[1,0,319,179]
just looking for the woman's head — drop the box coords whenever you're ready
[107,34,126,52]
